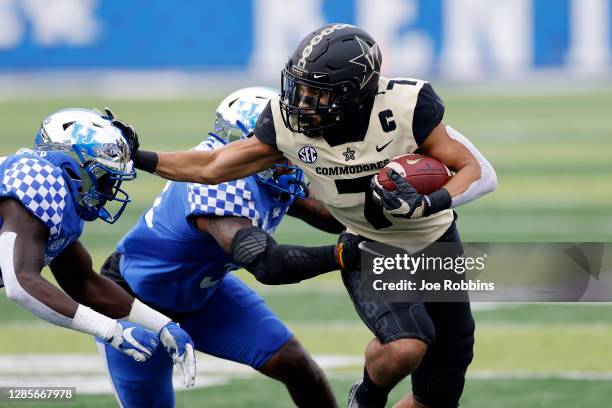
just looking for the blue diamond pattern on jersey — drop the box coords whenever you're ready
[1,157,67,237]
[188,179,258,221]
[116,135,301,312]
[0,152,85,274]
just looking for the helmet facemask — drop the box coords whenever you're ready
[280,69,360,136]
[255,160,306,200]
[78,160,135,223]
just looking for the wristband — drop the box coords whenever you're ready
[71,305,117,340]
[426,188,452,215]
[133,150,159,173]
[128,299,172,334]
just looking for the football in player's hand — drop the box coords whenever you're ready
[377,154,452,195]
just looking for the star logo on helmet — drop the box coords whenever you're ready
[349,37,381,89]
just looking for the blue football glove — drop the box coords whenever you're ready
[371,169,452,219]
[160,322,196,388]
[107,320,159,362]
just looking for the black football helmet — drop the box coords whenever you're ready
[280,23,382,136]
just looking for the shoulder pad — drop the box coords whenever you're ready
[0,157,68,236]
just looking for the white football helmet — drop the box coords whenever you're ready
[212,87,306,199]
[34,108,136,223]
[214,87,278,143]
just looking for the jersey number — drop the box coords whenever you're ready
[144,181,172,228]
[378,80,417,133]
[335,176,392,230]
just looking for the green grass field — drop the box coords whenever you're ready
[0,89,611,407]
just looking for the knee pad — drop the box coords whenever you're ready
[419,368,466,408]
[439,334,474,369]
[413,334,474,408]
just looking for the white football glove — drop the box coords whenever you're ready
[107,320,159,362]
[160,322,196,388]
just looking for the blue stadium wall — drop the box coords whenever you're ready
[0,0,609,77]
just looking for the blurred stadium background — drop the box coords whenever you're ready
[1,1,611,407]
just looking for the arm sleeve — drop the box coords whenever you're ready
[253,102,278,149]
[0,232,117,340]
[0,157,68,237]
[230,226,338,284]
[186,179,259,224]
[445,125,498,207]
[413,82,445,145]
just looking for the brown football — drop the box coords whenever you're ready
[377,154,452,195]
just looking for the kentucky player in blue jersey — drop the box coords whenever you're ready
[0,108,196,385]
[99,87,361,407]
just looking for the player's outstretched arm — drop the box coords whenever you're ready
[0,199,158,362]
[286,194,345,234]
[196,216,359,284]
[105,107,283,185]
[50,240,197,387]
[140,136,284,185]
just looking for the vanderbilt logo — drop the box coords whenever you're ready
[315,160,389,176]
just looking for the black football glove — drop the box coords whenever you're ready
[371,169,452,219]
[335,231,362,270]
[104,107,140,157]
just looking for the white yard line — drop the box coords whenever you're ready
[0,354,609,394]
[0,354,362,394]
[467,371,612,381]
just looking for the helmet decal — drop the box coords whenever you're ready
[349,36,382,89]
[297,23,351,69]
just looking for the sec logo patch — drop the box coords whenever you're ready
[298,145,317,164]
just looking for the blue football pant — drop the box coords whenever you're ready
[97,274,292,408]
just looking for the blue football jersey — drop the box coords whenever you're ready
[117,135,302,312]
[0,150,85,287]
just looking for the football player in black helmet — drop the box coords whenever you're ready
[127,23,498,408]
[279,24,381,137]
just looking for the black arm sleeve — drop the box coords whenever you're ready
[253,101,278,149]
[230,226,338,285]
[413,82,445,145]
